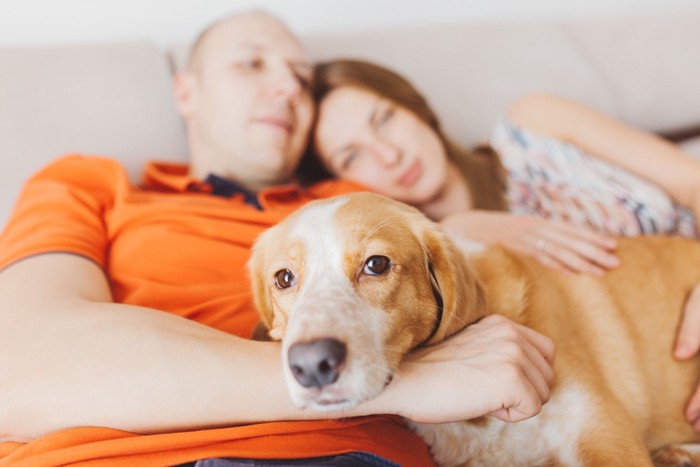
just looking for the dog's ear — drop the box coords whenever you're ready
[251,321,273,341]
[421,225,488,342]
[247,231,276,331]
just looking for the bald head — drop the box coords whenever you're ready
[187,11,302,72]
[173,9,314,190]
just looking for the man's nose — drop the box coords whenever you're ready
[269,67,304,103]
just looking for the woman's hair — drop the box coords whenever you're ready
[298,59,507,211]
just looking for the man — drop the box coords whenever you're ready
[0,11,555,466]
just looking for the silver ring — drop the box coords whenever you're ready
[535,238,547,252]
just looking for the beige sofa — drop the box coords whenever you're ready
[2,10,700,229]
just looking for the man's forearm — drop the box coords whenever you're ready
[0,254,339,440]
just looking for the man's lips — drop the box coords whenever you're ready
[254,116,293,133]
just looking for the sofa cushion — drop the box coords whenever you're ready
[0,41,187,227]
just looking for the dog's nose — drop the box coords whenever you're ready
[288,338,347,388]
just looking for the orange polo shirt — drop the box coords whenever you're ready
[0,155,434,467]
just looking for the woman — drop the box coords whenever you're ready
[304,59,700,276]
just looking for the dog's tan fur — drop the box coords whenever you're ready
[249,192,700,466]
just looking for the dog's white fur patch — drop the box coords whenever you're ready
[676,444,700,454]
[411,382,590,466]
[279,196,392,410]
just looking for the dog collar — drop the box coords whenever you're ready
[417,262,444,348]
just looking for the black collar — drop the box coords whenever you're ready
[203,173,263,210]
[416,262,444,348]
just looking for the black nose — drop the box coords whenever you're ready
[288,338,347,388]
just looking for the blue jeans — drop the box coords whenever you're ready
[178,452,401,467]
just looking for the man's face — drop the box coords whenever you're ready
[178,14,314,188]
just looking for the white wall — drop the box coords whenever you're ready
[2,0,699,47]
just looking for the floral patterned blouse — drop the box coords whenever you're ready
[490,118,697,237]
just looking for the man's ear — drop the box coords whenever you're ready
[172,72,197,118]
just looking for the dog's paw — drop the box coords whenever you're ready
[652,444,697,467]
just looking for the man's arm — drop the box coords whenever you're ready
[0,253,304,440]
[0,253,554,441]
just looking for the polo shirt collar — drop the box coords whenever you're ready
[203,173,262,210]
[142,161,203,192]
[141,161,307,210]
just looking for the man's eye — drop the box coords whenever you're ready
[274,269,296,289]
[296,74,312,90]
[238,58,263,70]
[363,256,391,275]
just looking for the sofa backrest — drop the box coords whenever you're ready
[302,11,700,147]
[0,41,188,227]
[1,10,700,228]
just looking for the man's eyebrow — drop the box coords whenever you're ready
[235,42,312,71]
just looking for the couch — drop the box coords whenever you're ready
[1,9,700,229]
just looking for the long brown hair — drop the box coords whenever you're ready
[299,59,507,211]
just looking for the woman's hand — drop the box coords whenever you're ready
[374,315,555,424]
[673,284,700,431]
[441,211,619,276]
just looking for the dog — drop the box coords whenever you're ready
[248,191,700,466]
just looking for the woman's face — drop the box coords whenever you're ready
[313,86,449,205]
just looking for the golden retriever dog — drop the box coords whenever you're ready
[248,192,700,466]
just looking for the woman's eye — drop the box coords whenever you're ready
[363,256,391,275]
[377,107,394,126]
[340,150,361,171]
[274,269,296,289]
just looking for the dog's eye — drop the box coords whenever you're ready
[363,255,391,275]
[274,269,296,289]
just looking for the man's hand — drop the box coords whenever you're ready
[376,315,555,424]
[674,284,700,430]
[441,211,619,277]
